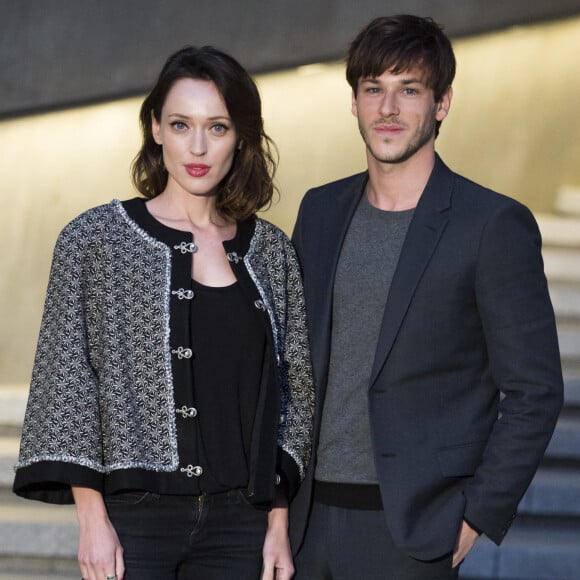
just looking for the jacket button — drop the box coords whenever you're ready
[175,406,197,418]
[171,288,195,300]
[174,241,198,254]
[172,347,193,359]
[180,464,203,478]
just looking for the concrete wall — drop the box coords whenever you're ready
[1,14,580,391]
[2,0,580,117]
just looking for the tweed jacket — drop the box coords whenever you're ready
[14,199,313,505]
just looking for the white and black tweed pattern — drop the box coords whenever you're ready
[247,219,314,478]
[17,200,179,473]
[16,201,313,479]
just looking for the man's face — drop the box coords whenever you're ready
[352,67,451,166]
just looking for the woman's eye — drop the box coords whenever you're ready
[170,121,187,131]
[211,123,228,134]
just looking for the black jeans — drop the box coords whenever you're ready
[294,500,458,580]
[105,489,268,579]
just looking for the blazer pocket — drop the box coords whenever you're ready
[436,441,487,477]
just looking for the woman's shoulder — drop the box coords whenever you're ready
[254,216,292,245]
[251,217,300,268]
[60,199,124,233]
[61,199,142,236]
[54,199,135,253]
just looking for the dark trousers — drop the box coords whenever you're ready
[105,489,268,579]
[294,500,458,580]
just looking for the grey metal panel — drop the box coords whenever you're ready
[1,0,580,117]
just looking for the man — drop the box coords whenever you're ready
[290,14,563,580]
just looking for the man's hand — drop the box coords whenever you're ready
[452,519,479,568]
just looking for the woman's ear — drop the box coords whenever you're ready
[151,110,162,145]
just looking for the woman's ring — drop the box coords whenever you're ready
[105,575,116,580]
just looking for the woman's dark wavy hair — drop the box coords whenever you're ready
[346,15,456,135]
[132,45,278,221]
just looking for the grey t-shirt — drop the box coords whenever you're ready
[315,194,414,484]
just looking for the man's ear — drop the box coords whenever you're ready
[350,89,358,117]
[351,89,359,118]
[436,86,453,122]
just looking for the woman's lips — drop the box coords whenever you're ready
[185,164,210,177]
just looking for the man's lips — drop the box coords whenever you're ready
[185,164,210,177]
[373,123,404,134]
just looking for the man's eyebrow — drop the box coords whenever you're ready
[399,76,425,85]
[359,76,425,85]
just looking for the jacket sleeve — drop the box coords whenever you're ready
[13,220,105,504]
[463,201,564,543]
[275,234,315,499]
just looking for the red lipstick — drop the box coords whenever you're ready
[186,164,210,177]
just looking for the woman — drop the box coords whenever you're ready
[13,46,314,580]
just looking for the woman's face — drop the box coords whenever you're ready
[152,78,238,198]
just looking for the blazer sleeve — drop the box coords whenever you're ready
[463,201,563,543]
[13,221,105,503]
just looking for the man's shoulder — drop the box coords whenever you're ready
[441,159,526,213]
[303,171,368,203]
[456,174,528,215]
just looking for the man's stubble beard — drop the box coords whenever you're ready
[359,106,438,165]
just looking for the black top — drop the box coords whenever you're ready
[187,278,265,492]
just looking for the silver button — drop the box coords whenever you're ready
[172,288,194,300]
[174,241,198,254]
[254,300,266,311]
[180,465,204,478]
[227,252,242,263]
[176,406,198,418]
[172,347,193,359]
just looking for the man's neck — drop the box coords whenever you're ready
[366,148,436,211]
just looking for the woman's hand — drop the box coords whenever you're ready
[72,487,124,580]
[262,483,294,580]
[262,506,294,580]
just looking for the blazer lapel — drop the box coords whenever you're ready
[369,156,454,386]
